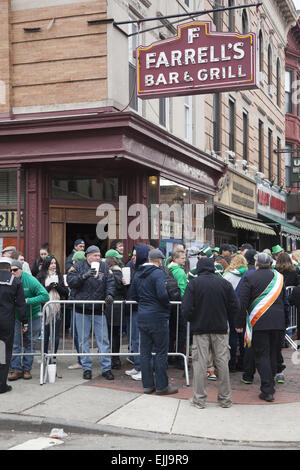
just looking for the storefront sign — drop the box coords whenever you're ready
[0,210,24,232]
[257,184,286,220]
[291,157,300,184]
[215,171,257,217]
[136,21,257,99]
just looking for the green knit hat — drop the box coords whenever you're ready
[199,246,214,258]
[72,251,86,262]
[272,245,284,255]
[105,249,123,259]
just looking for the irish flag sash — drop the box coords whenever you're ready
[244,271,283,347]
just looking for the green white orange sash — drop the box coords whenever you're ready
[244,271,283,347]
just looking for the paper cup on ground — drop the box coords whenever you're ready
[91,261,100,277]
[122,267,131,285]
[47,364,56,383]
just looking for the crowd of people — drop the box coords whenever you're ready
[0,239,299,406]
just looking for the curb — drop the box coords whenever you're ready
[1,413,300,449]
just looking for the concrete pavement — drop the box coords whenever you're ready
[0,349,300,447]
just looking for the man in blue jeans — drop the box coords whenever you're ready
[67,245,115,381]
[130,249,178,395]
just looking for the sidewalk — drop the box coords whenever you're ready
[0,349,300,446]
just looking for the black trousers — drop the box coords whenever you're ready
[0,317,15,392]
[252,330,282,395]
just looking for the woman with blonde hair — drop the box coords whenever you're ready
[223,254,248,373]
[223,254,248,289]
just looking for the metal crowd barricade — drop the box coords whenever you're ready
[285,286,298,351]
[40,300,191,386]
[11,304,43,364]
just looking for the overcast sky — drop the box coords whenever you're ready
[292,0,300,10]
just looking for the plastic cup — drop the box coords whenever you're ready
[47,364,57,384]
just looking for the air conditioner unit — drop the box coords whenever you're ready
[268,85,274,96]
[259,72,264,84]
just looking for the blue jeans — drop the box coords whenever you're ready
[11,317,41,372]
[138,319,169,391]
[76,313,111,373]
[125,310,141,372]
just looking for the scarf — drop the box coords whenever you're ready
[45,274,61,324]
[244,270,283,347]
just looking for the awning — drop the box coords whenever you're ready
[258,214,300,240]
[220,211,277,236]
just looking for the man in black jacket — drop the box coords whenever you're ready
[182,258,240,409]
[236,253,289,402]
[67,245,115,381]
[0,257,27,394]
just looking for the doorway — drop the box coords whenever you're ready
[66,223,108,258]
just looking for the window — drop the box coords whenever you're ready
[267,45,272,87]
[276,59,281,107]
[159,98,169,128]
[259,31,264,74]
[243,110,249,162]
[128,15,141,112]
[229,98,235,152]
[184,96,192,143]
[297,74,300,117]
[277,137,281,186]
[242,9,248,34]
[285,143,293,188]
[268,129,273,181]
[228,0,235,32]
[52,177,118,201]
[213,93,221,153]
[0,169,25,206]
[213,0,222,31]
[258,120,264,173]
[285,69,293,114]
[184,0,193,8]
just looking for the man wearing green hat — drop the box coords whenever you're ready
[272,245,284,258]
[105,249,123,260]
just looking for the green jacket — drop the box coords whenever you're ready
[15,272,50,321]
[168,263,188,297]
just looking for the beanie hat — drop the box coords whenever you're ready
[72,251,86,262]
[199,246,214,258]
[11,260,23,270]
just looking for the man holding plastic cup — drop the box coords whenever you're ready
[67,245,115,381]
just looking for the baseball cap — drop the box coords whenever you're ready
[254,252,272,265]
[85,245,100,255]
[74,239,85,246]
[148,249,165,260]
[105,249,123,259]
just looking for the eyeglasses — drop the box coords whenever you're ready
[11,268,19,272]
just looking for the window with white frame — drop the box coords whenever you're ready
[184,96,193,143]
[285,69,293,114]
[285,142,293,188]
[159,97,169,128]
[128,15,142,112]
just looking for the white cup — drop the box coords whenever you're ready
[122,267,131,285]
[91,261,100,277]
[47,364,56,384]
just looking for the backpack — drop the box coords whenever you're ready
[161,266,181,301]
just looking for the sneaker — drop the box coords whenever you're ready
[219,401,232,408]
[276,373,285,384]
[240,377,253,385]
[131,371,142,381]
[68,363,82,370]
[125,368,139,376]
[190,398,205,409]
[207,371,217,381]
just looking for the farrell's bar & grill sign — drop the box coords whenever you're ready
[136,21,257,99]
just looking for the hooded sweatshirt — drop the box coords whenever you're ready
[168,262,188,297]
[129,263,170,321]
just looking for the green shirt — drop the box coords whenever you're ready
[168,263,188,297]
[15,272,50,321]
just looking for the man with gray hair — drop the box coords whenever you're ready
[236,252,289,402]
